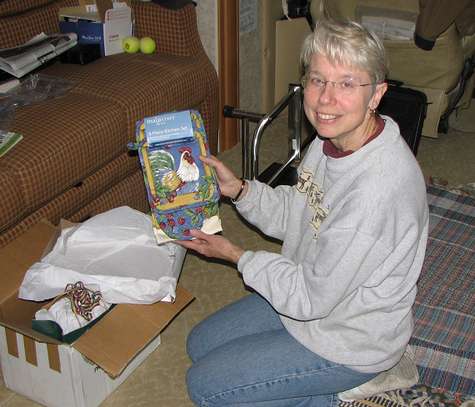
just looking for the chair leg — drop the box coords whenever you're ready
[438,116,450,134]
[439,55,475,133]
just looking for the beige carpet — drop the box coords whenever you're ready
[1,112,474,406]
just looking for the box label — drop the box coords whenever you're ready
[144,111,194,145]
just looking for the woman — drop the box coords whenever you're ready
[178,17,428,407]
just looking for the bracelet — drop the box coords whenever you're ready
[231,179,246,203]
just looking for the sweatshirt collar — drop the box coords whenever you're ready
[323,115,385,158]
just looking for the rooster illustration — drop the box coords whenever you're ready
[176,147,200,183]
[150,146,200,203]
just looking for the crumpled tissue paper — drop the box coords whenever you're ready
[19,206,186,304]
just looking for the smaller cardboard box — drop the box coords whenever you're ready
[274,17,311,103]
[0,220,193,407]
[59,0,132,56]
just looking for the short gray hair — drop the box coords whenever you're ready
[300,18,388,85]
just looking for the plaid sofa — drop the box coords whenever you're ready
[0,0,219,248]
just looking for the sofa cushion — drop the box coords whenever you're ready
[0,152,142,247]
[0,0,76,17]
[0,172,26,233]
[4,92,127,214]
[0,0,77,48]
[43,53,214,137]
[69,169,149,223]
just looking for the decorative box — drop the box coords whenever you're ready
[131,110,222,244]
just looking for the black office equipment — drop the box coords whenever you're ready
[378,82,427,155]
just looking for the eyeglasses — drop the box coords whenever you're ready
[303,74,377,95]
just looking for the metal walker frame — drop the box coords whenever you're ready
[224,84,314,186]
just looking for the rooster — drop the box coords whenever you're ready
[176,147,200,183]
[151,147,200,202]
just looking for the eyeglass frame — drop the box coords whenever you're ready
[301,73,381,93]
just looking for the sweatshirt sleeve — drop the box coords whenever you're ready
[235,179,294,241]
[238,227,392,321]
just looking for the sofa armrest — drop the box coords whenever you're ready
[132,2,205,57]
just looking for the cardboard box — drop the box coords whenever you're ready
[0,220,193,407]
[59,1,132,56]
[274,17,312,103]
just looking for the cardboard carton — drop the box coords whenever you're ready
[274,17,312,103]
[0,220,193,407]
[59,1,132,56]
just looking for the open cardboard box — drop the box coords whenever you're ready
[59,0,132,56]
[0,220,193,407]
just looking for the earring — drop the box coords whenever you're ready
[369,107,376,115]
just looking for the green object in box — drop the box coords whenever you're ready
[32,304,115,344]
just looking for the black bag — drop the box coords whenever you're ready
[378,82,427,155]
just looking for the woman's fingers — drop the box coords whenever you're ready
[174,230,244,264]
[199,155,219,168]
[199,155,242,198]
[174,230,211,254]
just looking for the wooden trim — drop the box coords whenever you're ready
[47,343,61,372]
[23,335,37,366]
[218,0,239,151]
[5,328,18,357]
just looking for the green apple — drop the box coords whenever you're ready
[140,37,156,54]
[122,36,140,53]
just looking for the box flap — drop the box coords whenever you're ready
[75,0,116,21]
[95,0,113,21]
[60,1,114,22]
[59,6,102,22]
[73,286,194,378]
[0,221,57,304]
[0,293,62,345]
[0,220,63,343]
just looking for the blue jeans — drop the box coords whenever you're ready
[186,293,377,406]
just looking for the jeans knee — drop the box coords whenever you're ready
[186,363,209,407]
[186,323,202,363]
[185,366,197,404]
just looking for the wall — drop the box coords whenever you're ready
[196,1,290,139]
[196,0,271,114]
[238,0,261,113]
[239,0,284,114]
[196,0,218,70]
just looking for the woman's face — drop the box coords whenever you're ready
[303,53,387,151]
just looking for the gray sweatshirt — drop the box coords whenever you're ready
[236,116,429,373]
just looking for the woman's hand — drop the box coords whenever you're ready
[176,230,244,264]
[201,155,247,200]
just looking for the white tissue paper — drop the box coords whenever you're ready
[19,206,187,304]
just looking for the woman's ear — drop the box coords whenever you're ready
[370,82,388,110]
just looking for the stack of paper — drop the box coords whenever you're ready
[0,131,22,157]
